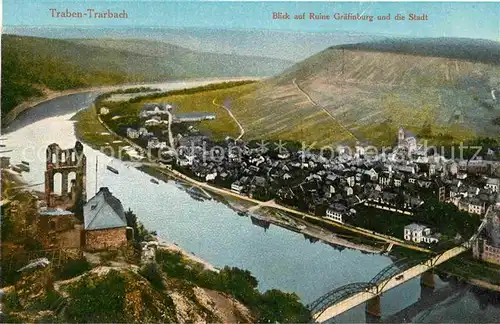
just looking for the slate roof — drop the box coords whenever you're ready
[405,223,427,232]
[84,187,127,231]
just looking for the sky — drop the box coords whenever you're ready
[2,1,499,41]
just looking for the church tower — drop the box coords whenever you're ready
[398,127,405,145]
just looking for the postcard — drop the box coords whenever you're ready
[1,1,500,323]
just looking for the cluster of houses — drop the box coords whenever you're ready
[114,102,500,253]
[124,103,216,150]
[163,126,500,247]
[167,125,499,216]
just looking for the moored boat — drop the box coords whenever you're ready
[106,165,119,174]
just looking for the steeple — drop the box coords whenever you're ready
[398,127,405,145]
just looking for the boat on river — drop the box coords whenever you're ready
[150,178,159,184]
[106,165,119,174]
[16,163,30,172]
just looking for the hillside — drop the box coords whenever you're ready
[0,175,311,323]
[1,35,292,119]
[67,38,293,76]
[1,35,129,118]
[4,26,386,61]
[336,38,500,65]
[169,38,500,146]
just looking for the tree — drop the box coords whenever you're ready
[217,267,259,305]
[257,289,312,323]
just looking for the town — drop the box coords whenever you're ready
[102,101,500,266]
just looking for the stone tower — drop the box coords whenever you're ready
[44,141,86,217]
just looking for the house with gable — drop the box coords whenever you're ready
[84,187,128,250]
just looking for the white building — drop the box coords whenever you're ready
[404,223,439,244]
[177,154,195,167]
[126,128,139,139]
[365,168,379,181]
[231,182,244,194]
[147,138,167,149]
[144,119,162,127]
[205,172,217,181]
[278,152,290,159]
[485,178,500,193]
[379,174,391,186]
[99,107,110,115]
[173,113,216,122]
[468,198,486,215]
[140,104,170,118]
[325,204,349,223]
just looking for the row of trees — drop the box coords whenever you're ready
[128,80,256,103]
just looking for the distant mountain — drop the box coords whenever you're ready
[207,38,500,146]
[3,26,386,61]
[1,35,292,118]
[66,38,292,77]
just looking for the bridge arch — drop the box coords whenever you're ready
[309,255,434,318]
[308,282,371,318]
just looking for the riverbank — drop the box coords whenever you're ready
[2,77,261,128]
[137,164,385,254]
[156,237,220,273]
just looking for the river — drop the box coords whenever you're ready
[2,81,499,322]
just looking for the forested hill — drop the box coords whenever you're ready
[1,35,292,119]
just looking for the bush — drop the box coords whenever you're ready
[29,290,61,311]
[65,271,127,323]
[2,291,22,311]
[55,258,92,281]
[257,290,312,323]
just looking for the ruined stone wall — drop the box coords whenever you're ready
[55,227,83,249]
[85,227,127,250]
[44,141,87,216]
[37,214,83,249]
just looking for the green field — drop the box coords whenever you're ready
[72,104,129,158]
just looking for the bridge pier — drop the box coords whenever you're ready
[366,311,381,323]
[420,271,435,289]
[365,295,381,319]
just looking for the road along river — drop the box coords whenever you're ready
[2,80,499,322]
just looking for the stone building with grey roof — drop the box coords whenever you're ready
[83,187,128,250]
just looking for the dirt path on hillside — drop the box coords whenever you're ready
[212,98,245,140]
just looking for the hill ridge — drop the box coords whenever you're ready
[330,37,500,65]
